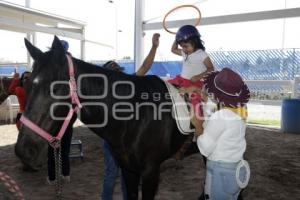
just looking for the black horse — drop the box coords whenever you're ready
[15,36,199,199]
[0,76,13,104]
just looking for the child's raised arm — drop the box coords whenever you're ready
[171,40,182,56]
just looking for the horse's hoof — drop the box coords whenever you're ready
[46,177,56,186]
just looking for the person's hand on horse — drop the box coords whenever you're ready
[200,90,208,103]
[152,33,160,48]
[190,110,204,136]
[179,87,193,96]
[180,86,201,95]
[179,87,187,94]
[191,75,203,83]
[178,88,186,97]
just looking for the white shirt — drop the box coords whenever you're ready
[197,109,246,162]
[181,49,208,79]
[193,99,217,142]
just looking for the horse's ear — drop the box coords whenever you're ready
[51,36,65,52]
[51,36,66,63]
[24,38,43,61]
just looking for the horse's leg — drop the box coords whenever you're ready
[121,168,140,200]
[141,165,160,200]
[183,141,199,158]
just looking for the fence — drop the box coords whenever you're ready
[246,77,300,105]
[1,49,300,120]
[0,96,19,124]
[209,48,300,80]
[0,63,27,76]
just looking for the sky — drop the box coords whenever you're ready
[1,0,300,63]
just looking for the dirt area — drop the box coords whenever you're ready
[0,124,299,200]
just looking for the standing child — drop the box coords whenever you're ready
[196,68,251,200]
[169,25,214,135]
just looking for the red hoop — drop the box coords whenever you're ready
[163,5,202,34]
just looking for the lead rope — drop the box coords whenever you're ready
[0,171,25,200]
[54,141,63,200]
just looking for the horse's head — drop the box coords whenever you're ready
[15,36,74,169]
[0,76,13,104]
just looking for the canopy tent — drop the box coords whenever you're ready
[0,0,86,67]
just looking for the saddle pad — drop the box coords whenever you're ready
[164,81,194,135]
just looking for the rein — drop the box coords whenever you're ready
[0,171,25,200]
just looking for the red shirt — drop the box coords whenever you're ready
[9,78,26,113]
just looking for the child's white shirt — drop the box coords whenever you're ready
[197,109,246,162]
[181,49,208,79]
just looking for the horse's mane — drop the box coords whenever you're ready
[73,58,168,103]
[74,58,158,82]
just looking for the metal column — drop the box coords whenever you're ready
[134,0,144,72]
[81,27,86,60]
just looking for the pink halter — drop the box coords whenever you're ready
[20,55,82,148]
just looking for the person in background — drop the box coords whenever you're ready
[9,70,35,172]
[9,70,31,130]
[47,40,73,185]
[196,68,250,200]
[100,33,160,200]
[60,40,69,52]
